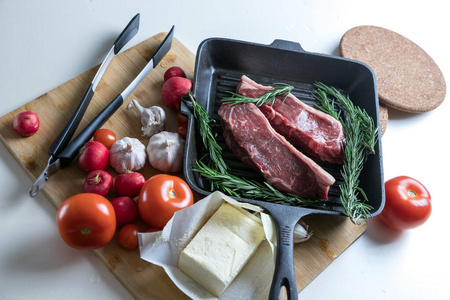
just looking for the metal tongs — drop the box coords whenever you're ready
[30,13,174,197]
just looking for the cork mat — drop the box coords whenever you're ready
[339,25,446,113]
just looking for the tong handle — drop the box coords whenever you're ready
[113,13,140,55]
[48,13,140,159]
[57,94,124,168]
[48,84,94,158]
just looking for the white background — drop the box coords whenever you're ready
[1,0,448,299]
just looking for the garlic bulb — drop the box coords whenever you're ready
[127,99,166,138]
[110,137,146,173]
[147,131,185,173]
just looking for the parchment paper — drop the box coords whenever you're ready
[138,191,306,299]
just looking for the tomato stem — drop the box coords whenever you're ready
[81,227,91,235]
[169,189,177,199]
[408,189,417,197]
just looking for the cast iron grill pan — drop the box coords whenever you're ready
[181,38,384,300]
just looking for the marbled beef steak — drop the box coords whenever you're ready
[237,76,345,164]
[219,102,335,200]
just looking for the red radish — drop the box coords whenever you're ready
[114,172,145,197]
[82,170,113,196]
[13,111,40,136]
[78,141,109,172]
[111,196,139,227]
[164,66,187,82]
[161,77,192,111]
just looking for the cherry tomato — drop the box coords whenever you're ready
[176,111,188,126]
[117,224,141,250]
[177,125,187,140]
[378,176,432,231]
[93,128,116,149]
[139,174,194,229]
[56,193,116,250]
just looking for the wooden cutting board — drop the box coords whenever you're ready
[0,33,366,299]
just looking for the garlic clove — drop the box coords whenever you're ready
[141,106,166,138]
[293,220,312,243]
[128,99,166,138]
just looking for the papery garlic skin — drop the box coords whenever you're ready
[147,131,185,173]
[293,220,312,243]
[110,137,147,173]
[127,99,166,138]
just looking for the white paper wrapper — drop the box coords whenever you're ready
[138,191,310,299]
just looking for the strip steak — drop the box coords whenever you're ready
[237,76,345,164]
[219,102,335,199]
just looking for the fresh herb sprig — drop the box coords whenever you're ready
[314,83,377,154]
[184,89,325,207]
[221,84,293,107]
[183,91,229,174]
[313,82,379,224]
[193,161,327,208]
[186,82,378,225]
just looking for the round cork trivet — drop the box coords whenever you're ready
[379,103,388,136]
[340,26,446,113]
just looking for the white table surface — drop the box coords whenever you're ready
[1,0,448,299]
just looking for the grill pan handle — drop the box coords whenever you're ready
[269,39,305,53]
[268,208,309,300]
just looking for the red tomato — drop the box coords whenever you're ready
[378,176,432,231]
[177,125,187,140]
[56,193,116,250]
[176,111,188,126]
[117,224,141,250]
[176,111,188,139]
[93,128,116,149]
[139,174,194,229]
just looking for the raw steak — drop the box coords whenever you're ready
[219,102,335,200]
[237,76,345,164]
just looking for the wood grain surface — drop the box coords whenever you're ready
[0,33,366,299]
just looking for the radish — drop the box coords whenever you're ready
[13,111,40,137]
[161,77,192,111]
[163,66,186,82]
[82,170,113,196]
[111,196,139,227]
[78,141,109,172]
[114,172,145,197]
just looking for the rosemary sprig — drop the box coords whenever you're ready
[184,88,325,207]
[183,91,229,174]
[186,82,378,225]
[221,83,293,107]
[314,83,378,154]
[313,82,378,224]
[193,161,326,208]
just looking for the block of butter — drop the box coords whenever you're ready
[178,202,266,297]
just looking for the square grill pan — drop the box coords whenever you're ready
[181,38,385,299]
